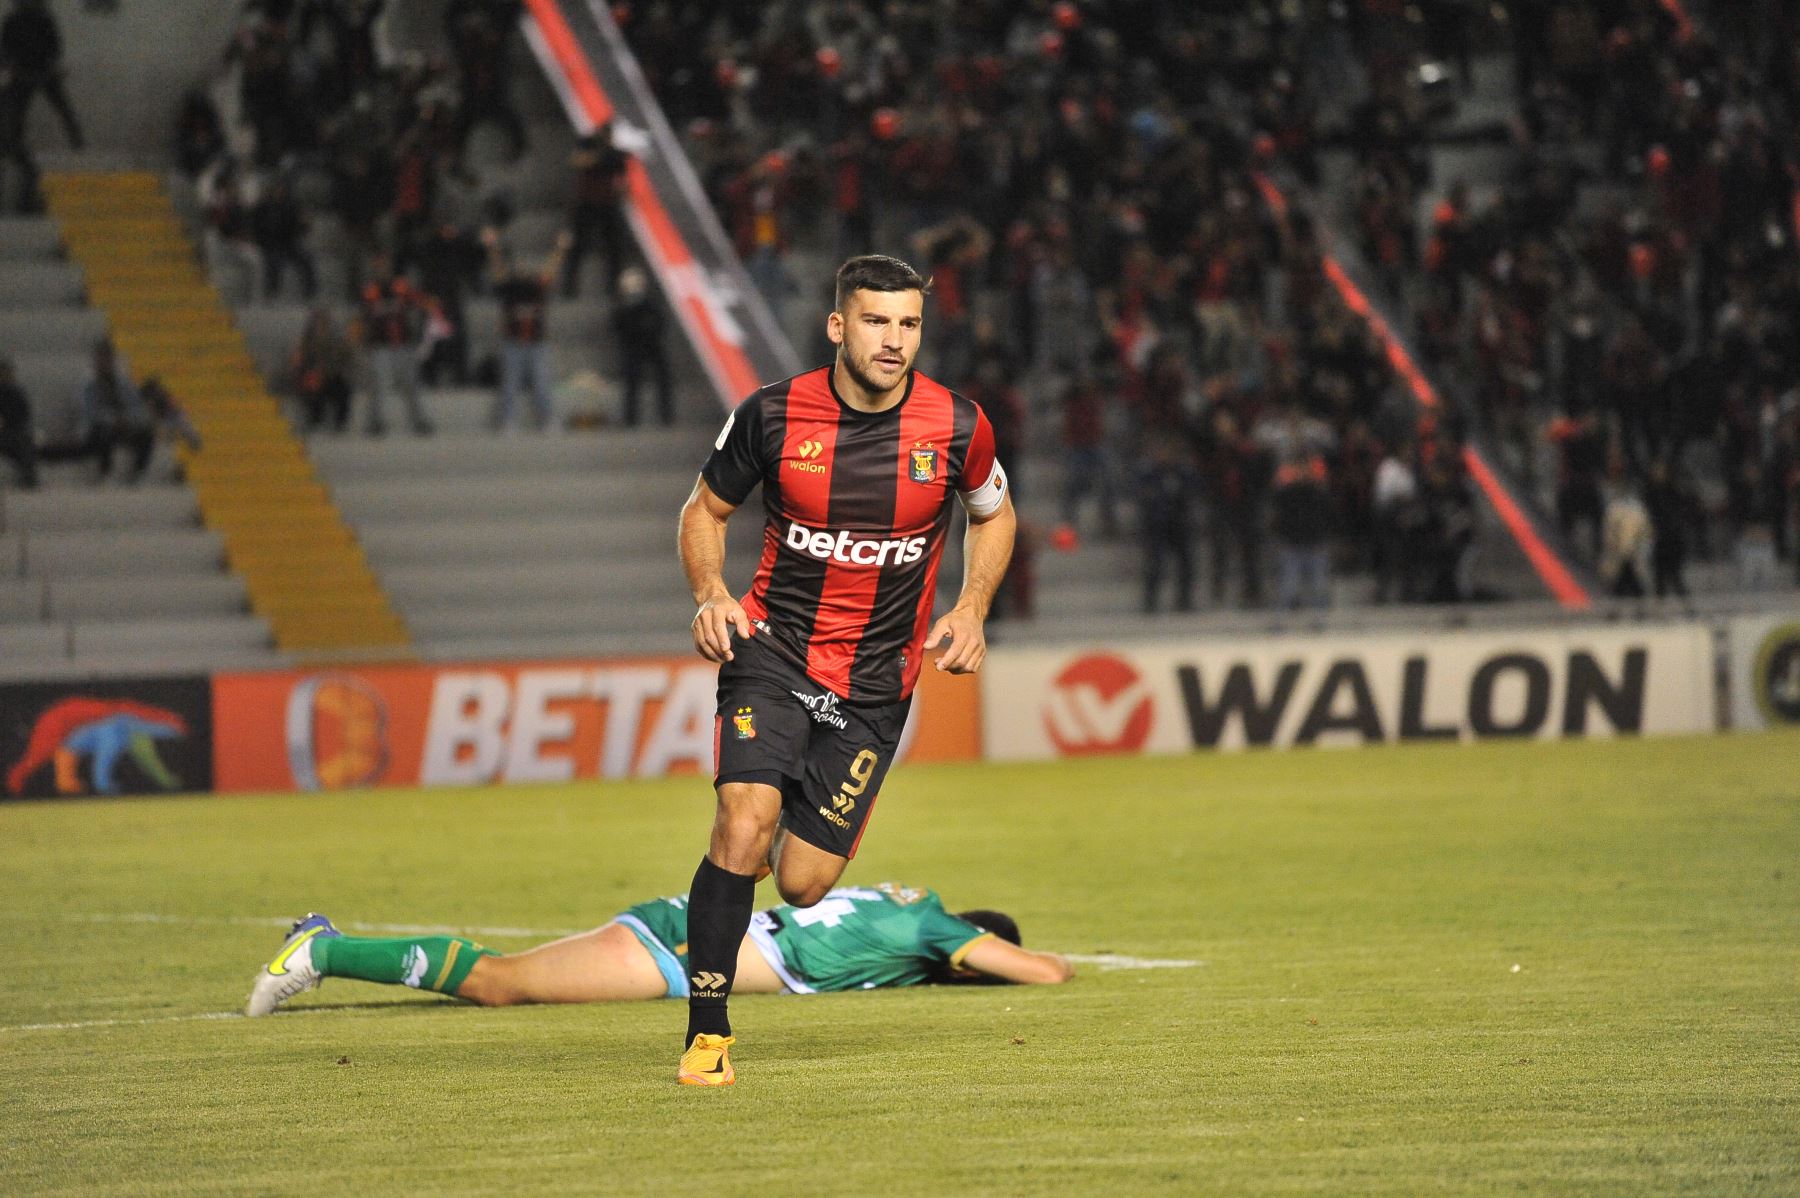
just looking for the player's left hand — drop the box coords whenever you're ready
[924,605,986,674]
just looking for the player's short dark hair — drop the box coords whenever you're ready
[957,909,1021,947]
[834,254,927,311]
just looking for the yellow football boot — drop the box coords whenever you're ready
[677,1033,736,1086]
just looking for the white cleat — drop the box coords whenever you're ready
[245,913,339,1017]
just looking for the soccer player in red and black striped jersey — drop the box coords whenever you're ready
[672,255,1016,1084]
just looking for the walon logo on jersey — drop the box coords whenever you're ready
[1043,654,1155,756]
[784,521,927,566]
[285,674,389,791]
[788,439,827,473]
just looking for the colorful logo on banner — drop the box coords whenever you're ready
[1752,623,1800,727]
[285,675,391,791]
[1042,654,1154,756]
[1,679,212,798]
[6,698,188,796]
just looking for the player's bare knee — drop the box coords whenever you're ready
[457,962,513,1006]
[713,786,779,851]
[711,814,776,874]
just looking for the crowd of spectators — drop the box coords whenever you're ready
[619,0,1482,612]
[6,1,1794,605]
[620,0,1800,607]
[157,0,669,439]
[1345,0,1800,596]
[188,0,529,308]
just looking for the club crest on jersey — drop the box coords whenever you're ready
[732,706,756,739]
[909,442,939,484]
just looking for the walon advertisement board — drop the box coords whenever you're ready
[981,625,1715,760]
[1727,614,1800,731]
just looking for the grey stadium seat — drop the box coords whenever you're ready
[331,474,685,521]
[0,577,45,620]
[22,528,225,577]
[2,485,198,533]
[380,558,683,605]
[70,614,273,657]
[0,261,86,308]
[309,432,605,479]
[0,217,63,259]
[0,620,68,658]
[46,574,248,620]
[0,309,110,355]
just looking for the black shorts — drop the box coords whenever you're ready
[713,633,910,859]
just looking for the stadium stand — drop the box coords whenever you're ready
[41,170,409,656]
[0,480,284,680]
[4,0,1793,684]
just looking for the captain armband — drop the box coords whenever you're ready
[958,460,1009,519]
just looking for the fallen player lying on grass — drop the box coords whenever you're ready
[247,881,1072,1016]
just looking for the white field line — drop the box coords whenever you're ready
[59,915,1203,968]
[1061,953,1204,971]
[6,913,1201,1031]
[2,1010,246,1034]
[59,913,588,939]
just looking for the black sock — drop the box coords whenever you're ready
[685,855,757,1045]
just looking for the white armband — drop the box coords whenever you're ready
[958,460,1008,519]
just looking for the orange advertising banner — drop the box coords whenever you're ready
[211,654,980,794]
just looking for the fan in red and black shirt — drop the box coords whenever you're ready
[481,226,572,431]
[356,258,433,435]
[671,255,1016,1083]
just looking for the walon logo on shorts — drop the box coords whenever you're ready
[785,521,927,566]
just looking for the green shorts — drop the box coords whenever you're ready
[612,897,691,999]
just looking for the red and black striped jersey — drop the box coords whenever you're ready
[701,366,1004,705]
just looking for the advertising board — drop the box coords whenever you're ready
[1726,614,1800,731]
[1,675,214,798]
[212,654,980,793]
[982,625,1715,760]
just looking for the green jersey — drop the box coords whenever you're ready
[617,882,993,996]
[750,883,993,994]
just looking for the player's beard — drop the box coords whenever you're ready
[839,342,912,399]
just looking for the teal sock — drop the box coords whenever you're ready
[313,935,495,996]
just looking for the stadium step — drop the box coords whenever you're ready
[42,171,411,657]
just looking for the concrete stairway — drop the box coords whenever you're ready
[41,171,409,656]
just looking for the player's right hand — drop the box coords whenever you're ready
[692,594,751,663]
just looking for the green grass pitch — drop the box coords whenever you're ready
[4,732,1797,1195]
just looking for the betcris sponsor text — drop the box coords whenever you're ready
[785,521,927,567]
